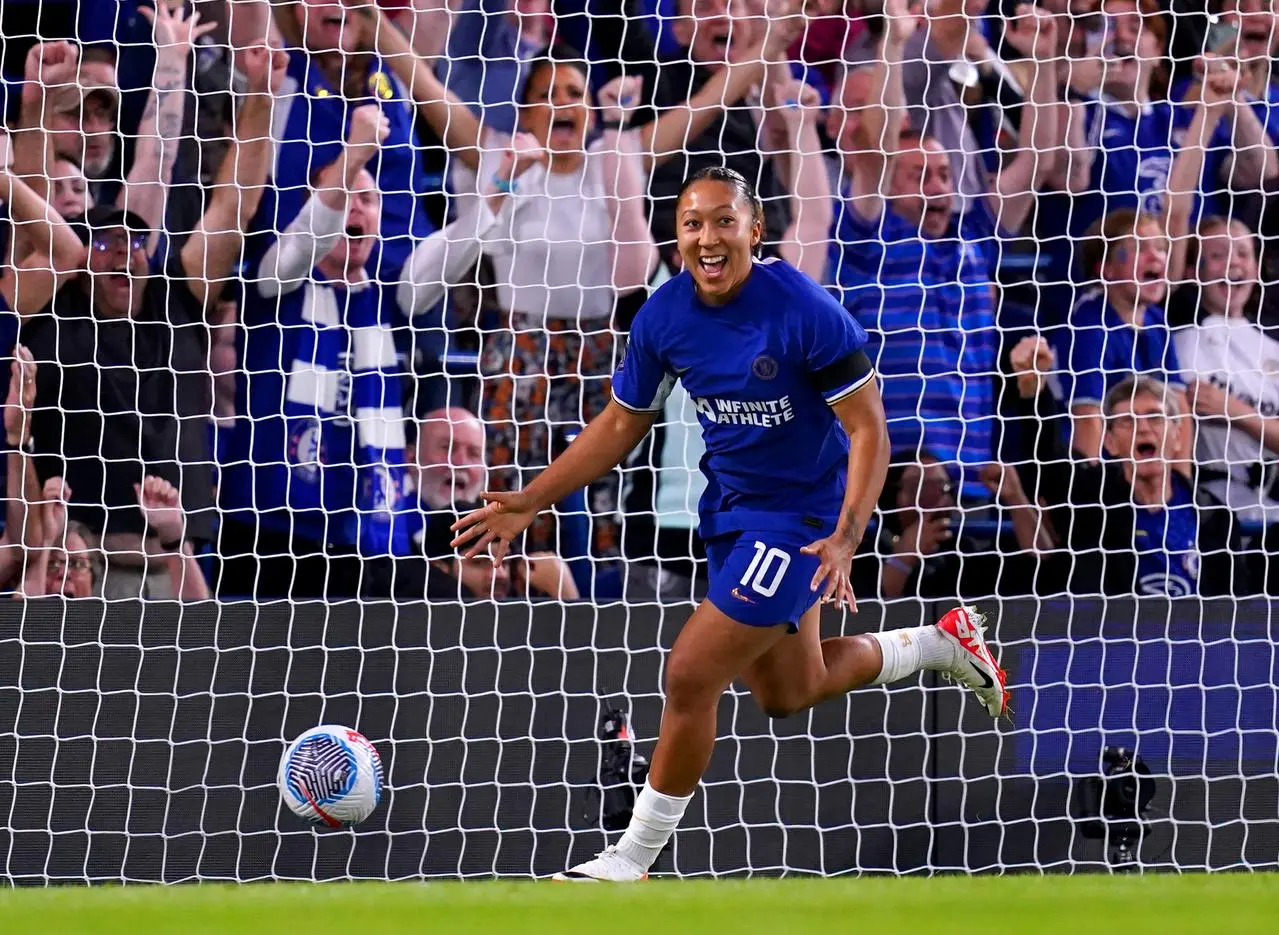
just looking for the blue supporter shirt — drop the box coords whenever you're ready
[250,49,437,281]
[828,196,1000,475]
[611,259,873,541]
[1132,473,1200,596]
[1052,288,1185,411]
[1074,95,1230,238]
[1039,95,1231,286]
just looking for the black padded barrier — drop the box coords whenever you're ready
[0,598,1274,881]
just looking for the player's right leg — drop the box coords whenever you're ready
[743,603,1009,719]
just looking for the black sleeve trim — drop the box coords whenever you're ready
[813,349,874,395]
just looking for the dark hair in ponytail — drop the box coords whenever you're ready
[676,166,766,256]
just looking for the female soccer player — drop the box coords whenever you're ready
[452,167,1009,882]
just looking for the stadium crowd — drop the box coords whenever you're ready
[0,0,1277,602]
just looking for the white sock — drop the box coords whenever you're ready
[870,626,956,685]
[614,781,693,870]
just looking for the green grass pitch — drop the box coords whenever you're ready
[0,875,1276,935]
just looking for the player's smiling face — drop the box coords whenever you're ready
[676,178,761,305]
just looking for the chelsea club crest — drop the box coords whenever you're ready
[288,420,324,481]
[752,355,778,380]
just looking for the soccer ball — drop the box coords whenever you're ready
[278,725,384,827]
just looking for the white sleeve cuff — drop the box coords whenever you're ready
[396,197,500,316]
[257,196,348,297]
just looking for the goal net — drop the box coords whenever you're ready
[1,0,1278,881]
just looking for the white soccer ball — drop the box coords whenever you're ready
[278,725,384,827]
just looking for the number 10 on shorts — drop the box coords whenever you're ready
[739,541,791,597]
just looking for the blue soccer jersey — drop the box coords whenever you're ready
[612,258,874,544]
[1037,94,1230,287]
[1132,472,1200,597]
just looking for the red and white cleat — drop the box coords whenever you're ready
[935,605,1009,718]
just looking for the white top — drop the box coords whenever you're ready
[1175,314,1279,522]
[454,139,616,323]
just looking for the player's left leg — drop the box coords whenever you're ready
[553,598,788,883]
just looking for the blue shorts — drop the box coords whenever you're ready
[705,525,825,630]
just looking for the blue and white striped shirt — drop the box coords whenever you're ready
[829,197,1000,474]
[221,275,410,551]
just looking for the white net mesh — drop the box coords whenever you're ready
[0,0,1277,881]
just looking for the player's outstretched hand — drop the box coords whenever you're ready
[801,535,856,612]
[451,492,538,562]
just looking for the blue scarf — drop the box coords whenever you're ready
[280,279,411,557]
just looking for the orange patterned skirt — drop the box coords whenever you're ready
[479,311,620,555]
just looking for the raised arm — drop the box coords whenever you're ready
[211,0,281,74]
[766,76,832,281]
[1210,37,1279,191]
[1225,99,1279,189]
[991,6,1061,234]
[595,77,660,294]
[0,147,87,318]
[397,133,546,314]
[179,43,286,312]
[403,0,463,62]
[1164,67,1237,288]
[258,104,389,297]
[137,476,211,602]
[639,53,765,172]
[846,1,916,221]
[1069,406,1105,463]
[2,349,43,567]
[452,401,656,560]
[634,0,809,173]
[18,477,68,599]
[359,3,483,171]
[1060,98,1093,194]
[121,5,217,247]
[10,42,82,204]
[925,0,975,62]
